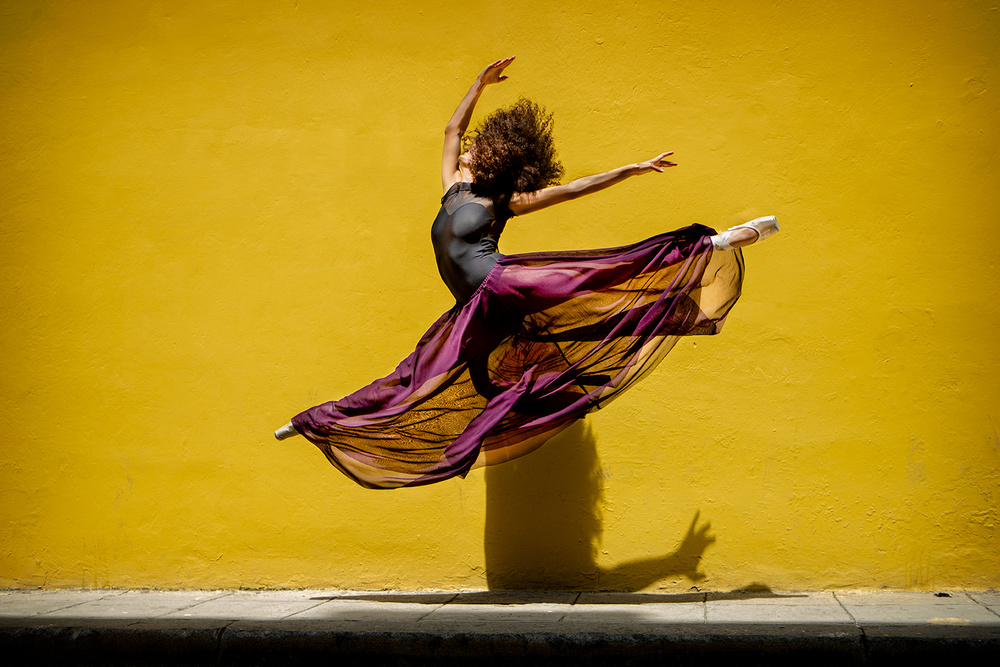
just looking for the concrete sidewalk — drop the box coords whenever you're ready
[2,588,999,664]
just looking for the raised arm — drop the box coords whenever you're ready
[442,57,515,193]
[507,153,677,216]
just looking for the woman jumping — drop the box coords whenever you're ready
[274,57,778,489]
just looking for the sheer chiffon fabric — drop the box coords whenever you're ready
[291,226,744,489]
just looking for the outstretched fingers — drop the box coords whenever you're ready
[481,56,516,85]
[653,151,677,171]
[644,152,678,172]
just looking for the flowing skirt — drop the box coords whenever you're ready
[291,224,744,489]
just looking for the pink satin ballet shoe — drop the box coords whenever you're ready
[712,215,779,251]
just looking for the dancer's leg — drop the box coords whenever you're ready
[274,422,299,440]
[711,226,758,249]
[711,215,779,251]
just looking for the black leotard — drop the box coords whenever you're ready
[431,182,511,304]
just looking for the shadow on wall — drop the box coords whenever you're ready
[484,420,716,590]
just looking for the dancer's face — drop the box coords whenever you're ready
[459,147,476,167]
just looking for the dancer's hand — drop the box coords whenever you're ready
[478,57,515,87]
[636,152,677,173]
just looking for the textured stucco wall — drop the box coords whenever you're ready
[1,0,997,590]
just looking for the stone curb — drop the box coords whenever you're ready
[4,621,1000,665]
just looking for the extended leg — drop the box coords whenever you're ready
[711,215,779,250]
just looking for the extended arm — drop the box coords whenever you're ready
[442,57,515,193]
[507,152,677,216]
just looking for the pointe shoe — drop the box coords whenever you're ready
[274,422,299,440]
[712,215,779,251]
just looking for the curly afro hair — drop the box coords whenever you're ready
[465,98,564,200]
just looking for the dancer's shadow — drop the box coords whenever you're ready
[484,421,716,590]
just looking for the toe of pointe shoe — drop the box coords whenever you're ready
[747,215,779,240]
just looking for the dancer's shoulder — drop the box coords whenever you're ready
[441,181,473,204]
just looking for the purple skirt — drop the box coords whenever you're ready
[292,224,744,489]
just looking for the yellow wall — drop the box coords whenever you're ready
[2,0,997,591]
